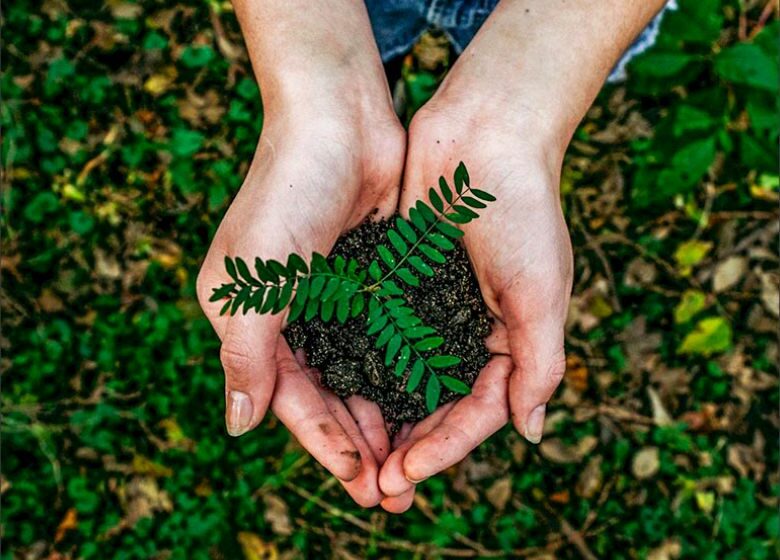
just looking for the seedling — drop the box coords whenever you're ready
[210,162,495,412]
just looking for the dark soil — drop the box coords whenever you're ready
[284,214,491,427]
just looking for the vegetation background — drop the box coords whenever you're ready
[2,0,778,558]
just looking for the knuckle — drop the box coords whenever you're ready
[220,340,256,385]
[548,350,567,385]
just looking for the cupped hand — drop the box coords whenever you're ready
[378,102,573,513]
[197,105,405,506]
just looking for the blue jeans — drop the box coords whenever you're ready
[364,0,677,82]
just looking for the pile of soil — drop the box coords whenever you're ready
[284,214,491,427]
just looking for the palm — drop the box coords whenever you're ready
[378,112,573,513]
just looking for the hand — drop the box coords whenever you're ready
[378,100,573,513]
[197,102,405,506]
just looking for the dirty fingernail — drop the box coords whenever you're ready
[226,390,253,437]
[525,404,546,444]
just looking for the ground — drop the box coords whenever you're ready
[2,1,778,559]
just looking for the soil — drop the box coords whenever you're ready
[284,214,492,428]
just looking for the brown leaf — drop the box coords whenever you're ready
[576,456,603,499]
[54,508,78,543]
[648,539,681,560]
[712,256,746,292]
[262,493,293,536]
[632,447,660,480]
[485,477,512,511]
[539,436,598,464]
[564,355,589,392]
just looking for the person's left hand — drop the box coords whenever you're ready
[378,99,574,513]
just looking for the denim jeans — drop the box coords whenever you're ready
[364,0,677,82]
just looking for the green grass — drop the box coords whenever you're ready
[2,0,778,558]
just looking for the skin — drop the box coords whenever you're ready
[198,0,667,511]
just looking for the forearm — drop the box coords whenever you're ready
[433,0,668,146]
[232,0,392,118]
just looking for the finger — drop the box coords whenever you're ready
[378,401,456,497]
[402,356,512,483]
[314,387,383,507]
[271,343,362,482]
[503,283,569,445]
[220,313,281,436]
[346,396,391,464]
[485,322,510,355]
[380,487,416,514]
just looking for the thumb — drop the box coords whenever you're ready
[503,283,568,444]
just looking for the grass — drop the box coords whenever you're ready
[2,0,778,558]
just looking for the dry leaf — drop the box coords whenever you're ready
[576,456,603,499]
[539,436,598,464]
[647,386,673,426]
[54,508,78,543]
[237,532,278,560]
[648,539,681,560]
[262,494,293,536]
[485,477,512,511]
[632,447,660,480]
[712,256,746,292]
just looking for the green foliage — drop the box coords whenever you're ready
[211,163,494,411]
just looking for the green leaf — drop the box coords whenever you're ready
[235,257,257,285]
[255,258,276,282]
[425,374,441,412]
[210,283,235,302]
[260,286,279,314]
[274,279,295,313]
[428,233,456,250]
[246,287,264,313]
[378,280,404,296]
[375,324,395,348]
[715,43,779,92]
[427,355,461,369]
[368,260,382,281]
[394,346,411,376]
[287,293,306,322]
[225,257,238,282]
[267,259,289,278]
[387,230,408,255]
[409,207,427,231]
[231,286,250,315]
[674,289,707,324]
[454,205,479,220]
[679,316,732,356]
[418,243,446,264]
[351,293,365,317]
[630,52,694,78]
[416,201,437,223]
[220,299,232,315]
[440,375,470,395]
[295,277,310,302]
[415,337,444,351]
[377,245,397,268]
[333,255,346,275]
[439,176,453,203]
[454,161,470,191]
[428,187,444,213]
[436,222,464,239]
[311,253,329,273]
[309,276,326,298]
[396,268,420,287]
[322,277,341,301]
[286,253,308,274]
[396,218,418,243]
[395,314,422,329]
[336,296,350,324]
[367,314,388,335]
[320,298,335,322]
[385,334,402,366]
[469,188,496,202]
[406,359,425,392]
[446,212,471,224]
[404,326,437,339]
[305,297,319,321]
[461,195,487,209]
[409,256,434,277]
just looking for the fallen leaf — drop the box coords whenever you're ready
[262,493,292,536]
[712,256,746,292]
[485,477,512,511]
[132,455,173,478]
[648,539,681,560]
[695,491,715,513]
[679,316,733,356]
[54,508,77,543]
[674,240,712,276]
[647,386,673,426]
[758,270,779,316]
[632,447,660,479]
[674,290,707,324]
[539,436,598,464]
[144,66,178,96]
[576,456,603,499]
[237,531,278,560]
[564,355,589,392]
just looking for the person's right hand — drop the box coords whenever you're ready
[196,99,405,506]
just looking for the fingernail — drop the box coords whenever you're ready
[525,404,546,444]
[226,390,253,437]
